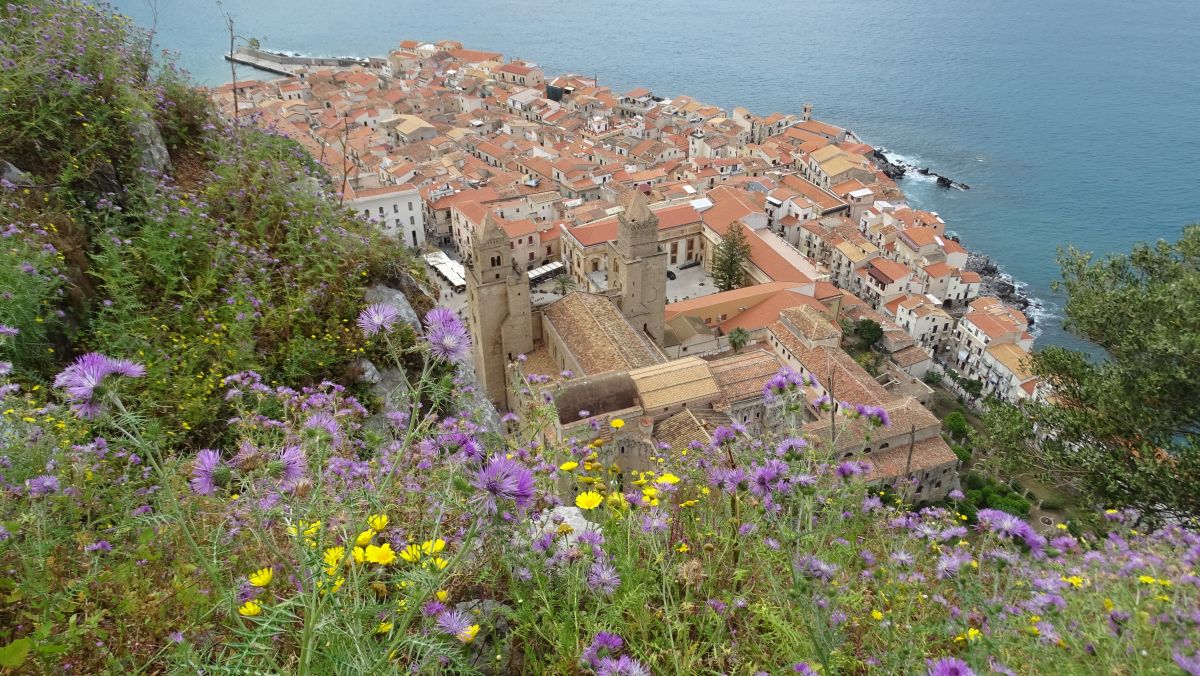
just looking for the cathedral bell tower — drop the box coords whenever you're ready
[610,190,667,344]
[465,211,533,411]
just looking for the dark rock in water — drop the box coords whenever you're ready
[1027,315,1036,326]
[936,176,953,188]
[996,280,1016,297]
[959,182,970,190]
[918,167,932,176]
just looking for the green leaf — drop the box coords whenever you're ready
[0,638,32,668]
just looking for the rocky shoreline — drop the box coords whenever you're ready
[962,250,1041,327]
[872,148,970,190]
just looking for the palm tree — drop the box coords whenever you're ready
[728,327,751,354]
[553,274,576,296]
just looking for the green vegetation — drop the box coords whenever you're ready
[1022,225,1200,524]
[853,318,883,347]
[0,2,1197,674]
[712,222,751,291]
[943,411,970,441]
[727,326,750,353]
[959,472,1031,521]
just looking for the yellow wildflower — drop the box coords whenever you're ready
[1103,598,1114,612]
[559,461,579,471]
[431,557,449,570]
[1138,575,1156,585]
[557,522,575,536]
[353,546,366,564]
[436,590,450,602]
[248,567,273,587]
[655,472,681,485]
[422,539,446,555]
[238,600,263,617]
[400,544,422,563]
[1062,575,1084,589]
[324,546,345,569]
[365,543,397,566]
[575,491,603,510]
[377,622,393,634]
[676,543,689,553]
[356,529,376,546]
[871,609,884,621]
[605,492,629,511]
[610,418,625,429]
[368,513,389,531]
[457,624,480,643]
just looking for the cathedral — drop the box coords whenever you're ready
[464,189,667,412]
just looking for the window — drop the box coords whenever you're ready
[408,202,414,211]
[378,206,384,215]
[409,216,414,225]
[393,204,399,213]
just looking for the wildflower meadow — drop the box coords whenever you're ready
[1,1,1198,674]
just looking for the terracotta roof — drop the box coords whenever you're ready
[653,409,711,451]
[770,322,891,408]
[708,349,785,403]
[891,344,932,368]
[629,357,721,410]
[866,258,912,284]
[863,436,958,484]
[986,342,1034,381]
[543,293,663,375]
[779,305,840,342]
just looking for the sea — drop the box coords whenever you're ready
[112,0,1200,353]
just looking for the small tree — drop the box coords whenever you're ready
[944,411,970,440]
[712,223,751,292]
[856,318,884,347]
[728,327,750,353]
[553,274,576,296]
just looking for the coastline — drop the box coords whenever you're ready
[873,147,1048,337]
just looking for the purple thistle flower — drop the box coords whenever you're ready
[0,324,18,337]
[26,475,60,497]
[53,352,145,419]
[424,306,470,363]
[794,555,838,582]
[472,455,535,514]
[422,600,446,617]
[976,509,1046,550]
[357,303,399,337]
[189,449,221,496]
[854,403,891,427]
[749,459,788,497]
[935,548,973,579]
[1174,649,1200,676]
[581,631,624,667]
[435,609,472,639]
[597,655,650,676]
[793,664,818,676]
[587,559,621,596]
[926,658,975,676]
[278,445,306,490]
[836,460,867,480]
[86,540,112,553]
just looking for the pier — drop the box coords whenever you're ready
[223,46,380,78]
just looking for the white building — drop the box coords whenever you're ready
[350,184,425,248]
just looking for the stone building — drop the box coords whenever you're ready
[464,211,534,410]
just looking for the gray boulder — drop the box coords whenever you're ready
[364,284,421,333]
[129,113,172,175]
[1,160,34,187]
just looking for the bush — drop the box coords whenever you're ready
[951,443,972,464]
[923,370,943,385]
[944,411,970,440]
[0,2,1197,674]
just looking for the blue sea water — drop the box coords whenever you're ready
[113,0,1200,352]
